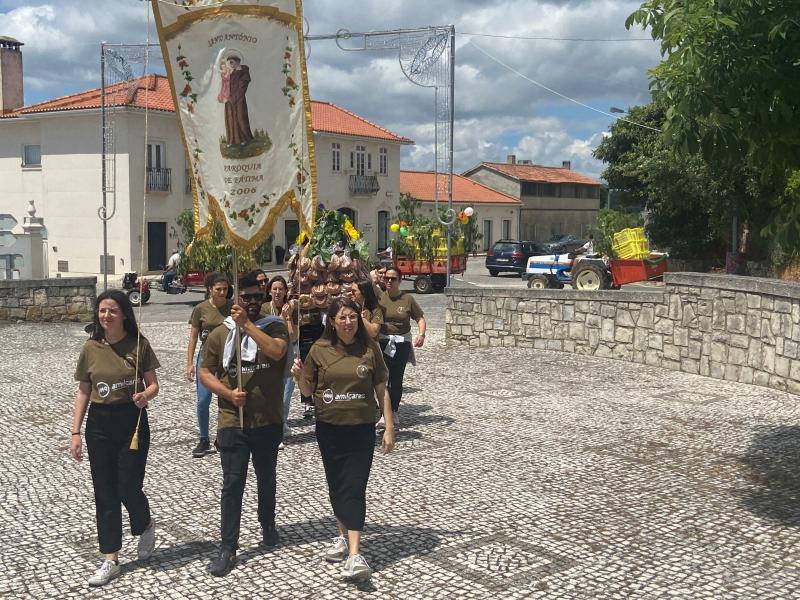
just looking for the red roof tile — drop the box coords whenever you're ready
[2,75,414,143]
[311,101,413,144]
[465,161,601,185]
[400,170,521,205]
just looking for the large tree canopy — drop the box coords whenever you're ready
[627,0,800,253]
[594,101,772,258]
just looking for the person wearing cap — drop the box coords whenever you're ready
[199,271,289,577]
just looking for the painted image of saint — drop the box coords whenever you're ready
[221,54,253,146]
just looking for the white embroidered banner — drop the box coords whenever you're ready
[152,0,316,249]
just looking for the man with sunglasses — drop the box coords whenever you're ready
[199,272,289,577]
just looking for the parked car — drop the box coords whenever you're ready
[485,240,547,277]
[543,234,586,254]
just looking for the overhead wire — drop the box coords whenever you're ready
[468,40,661,132]
[461,31,653,42]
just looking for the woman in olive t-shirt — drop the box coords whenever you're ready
[292,297,394,581]
[350,280,383,340]
[69,289,160,587]
[186,273,232,458]
[377,266,427,429]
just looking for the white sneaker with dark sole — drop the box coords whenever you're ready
[341,554,372,580]
[137,518,156,560]
[88,560,120,587]
[325,536,348,562]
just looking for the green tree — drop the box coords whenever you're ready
[174,209,272,274]
[627,0,800,253]
[594,101,773,258]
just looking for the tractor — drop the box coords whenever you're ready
[525,253,611,290]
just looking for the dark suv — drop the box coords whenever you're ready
[485,240,546,277]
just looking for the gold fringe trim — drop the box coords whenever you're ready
[160,5,295,41]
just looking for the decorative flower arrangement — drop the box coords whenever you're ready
[286,210,371,310]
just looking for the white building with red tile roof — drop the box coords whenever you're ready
[0,66,412,277]
[463,156,602,243]
[400,170,522,250]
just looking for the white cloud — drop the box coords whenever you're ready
[2,0,661,180]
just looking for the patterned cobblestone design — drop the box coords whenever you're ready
[2,320,800,598]
[447,272,800,396]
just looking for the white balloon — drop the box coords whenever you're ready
[464,207,474,217]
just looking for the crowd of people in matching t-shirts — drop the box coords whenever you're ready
[69,264,426,587]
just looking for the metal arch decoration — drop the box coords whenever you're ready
[311,25,457,285]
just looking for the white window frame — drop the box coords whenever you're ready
[22,144,41,168]
[331,142,341,173]
[147,141,166,170]
[379,147,388,176]
[354,145,366,177]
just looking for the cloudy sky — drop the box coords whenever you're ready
[1,0,660,179]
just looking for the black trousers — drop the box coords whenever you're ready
[299,338,315,406]
[316,421,375,531]
[379,339,411,412]
[85,402,151,554]
[217,424,282,551]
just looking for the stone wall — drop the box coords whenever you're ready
[446,273,800,396]
[0,277,96,322]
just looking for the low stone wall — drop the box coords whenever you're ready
[0,277,96,322]
[446,273,800,395]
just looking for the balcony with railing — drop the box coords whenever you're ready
[349,174,380,196]
[146,167,171,193]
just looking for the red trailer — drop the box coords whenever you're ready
[609,255,668,287]
[394,255,467,293]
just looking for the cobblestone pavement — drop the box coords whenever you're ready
[2,321,800,599]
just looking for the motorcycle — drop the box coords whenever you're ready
[158,271,188,296]
[121,271,152,306]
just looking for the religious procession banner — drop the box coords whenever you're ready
[151,0,317,249]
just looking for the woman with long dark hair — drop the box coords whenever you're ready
[186,272,232,457]
[350,280,383,340]
[70,289,160,587]
[264,275,298,445]
[377,266,426,430]
[291,297,394,581]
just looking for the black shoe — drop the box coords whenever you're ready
[192,438,211,458]
[261,522,280,547]
[303,404,314,420]
[209,548,236,577]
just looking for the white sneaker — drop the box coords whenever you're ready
[137,518,156,560]
[88,559,120,587]
[375,416,386,431]
[341,553,372,580]
[325,536,348,562]
[278,442,285,451]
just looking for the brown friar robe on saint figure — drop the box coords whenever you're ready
[225,65,254,145]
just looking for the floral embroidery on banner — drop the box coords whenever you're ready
[175,45,198,114]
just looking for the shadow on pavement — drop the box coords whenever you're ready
[739,424,800,526]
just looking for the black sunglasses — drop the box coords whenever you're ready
[384,276,398,281]
[240,292,266,302]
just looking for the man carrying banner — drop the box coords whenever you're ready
[199,271,289,576]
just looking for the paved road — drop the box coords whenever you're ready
[3,318,800,598]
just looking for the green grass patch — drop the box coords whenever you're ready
[219,128,272,159]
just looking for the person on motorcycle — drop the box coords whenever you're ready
[162,249,181,292]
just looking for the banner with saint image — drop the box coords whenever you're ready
[152,0,316,249]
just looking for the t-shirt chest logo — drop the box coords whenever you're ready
[96,382,111,398]
[322,388,335,404]
[123,354,137,370]
[356,364,370,379]
[395,305,407,314]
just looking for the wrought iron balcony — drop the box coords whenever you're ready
[349,174,380,196]
[146,167,171,192]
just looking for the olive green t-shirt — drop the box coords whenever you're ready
[261,300,281,317]
[379,292,424,335]
[189,300,232,344]
[301,339,389,425]
[201,320,289,429]
[74,336,160,404]
[362,306,384,326]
